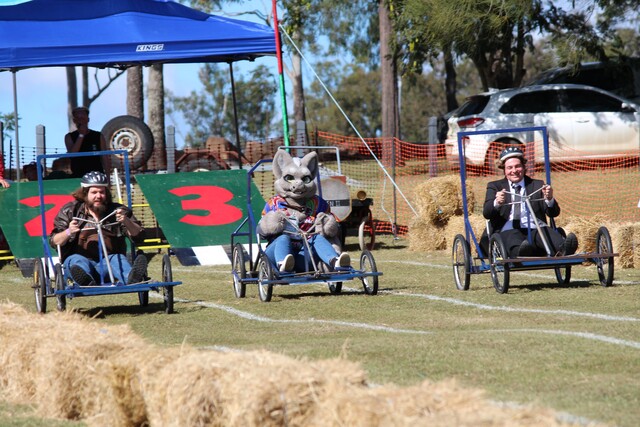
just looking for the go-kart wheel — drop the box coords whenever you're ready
[138,291,149,307]
[359,250,378,295]
[554,266,571,285]
[257,254,274,302]
[319,261,342,294]
[33,258,47,314]
[54,263,66,312]
[358,212,375,251]
[232,243,247,298]
[452,234,471,291]
[595,226,614,287]
[489,233,510,294]
[162,253,174,314]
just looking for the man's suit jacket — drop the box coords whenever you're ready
[482,175,560,233]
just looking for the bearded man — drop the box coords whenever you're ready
[49,171,147,286]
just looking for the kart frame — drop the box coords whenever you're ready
[32,150,181,313]
[230,150,382,302]
[452,126,617,294]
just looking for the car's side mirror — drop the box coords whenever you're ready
[621,102,637,113]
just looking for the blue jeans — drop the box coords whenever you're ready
[64,253,132,285]
[265,234,339,272]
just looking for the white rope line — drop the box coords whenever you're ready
[278,26,418,216]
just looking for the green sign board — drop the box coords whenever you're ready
[0,179,80,259]
[136,170,265,247]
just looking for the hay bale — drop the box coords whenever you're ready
[562,214,611,254]
[408,216,446,251]
[311,379,572,427]
[610,223,634,268]
[443,214,488,251]
[413,176,475,224]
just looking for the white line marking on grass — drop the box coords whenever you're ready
[384,260,640,284]
[490,329,640,349]
[384,291,640,322]
[173,297,431,335]
[166,296,640,349]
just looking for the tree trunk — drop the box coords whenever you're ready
[65,66,77,130]
[148,64,166,170]
[126,66,144,119]
[81,66,89,106]
[444,48,458,112]
[291,46,308,145]
[379,0,398,164]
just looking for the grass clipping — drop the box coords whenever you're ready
[0,303,591,427]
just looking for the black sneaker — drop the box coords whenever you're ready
[562,233,578,256]
[70,265,96,286]
[515,239,534,257]
[127,255,148,284]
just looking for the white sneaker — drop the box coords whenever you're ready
[279,254,295,272]
[337,252,350,267]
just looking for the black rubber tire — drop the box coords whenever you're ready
[101,115,154,170]
[359,250,378,295]
[489,233,510,294]
[138,291,149,307]
[162,254,174,314]
[54,263,66,312]
[232,243,247,298]
[319,260,342,294]
[33,258,47,314]
[554,266,572,285]
[595,226,614,287]
[178,158,222,172]
[257,253,274,302]
[452,234,471,291]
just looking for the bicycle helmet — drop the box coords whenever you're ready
[499,147,524,163]
[81,171,109,187]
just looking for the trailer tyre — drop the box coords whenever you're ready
[102,115,154,170]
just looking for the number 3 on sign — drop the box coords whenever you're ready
[169,185,242,226]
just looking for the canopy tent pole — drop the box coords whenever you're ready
[228,62,243,169]
[272,0,289,147]
[12,71,21,181]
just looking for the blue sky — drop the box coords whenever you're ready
[0,0,279,158]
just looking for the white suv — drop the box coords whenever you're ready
[444,84,640,172]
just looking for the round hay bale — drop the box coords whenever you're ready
[408,216,446,251]
[413,176,475,224]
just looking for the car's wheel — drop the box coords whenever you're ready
[33,258,47,314]
[101,115,154,170]
[178,158,222,172]
[138,291,149,307]
[595,226,614,287]
[452,234,471,291]
[489,233,510,294]
[232,243,247,298]
[319,260,342,295]
[162,254,174,314]
[54,263,66,312]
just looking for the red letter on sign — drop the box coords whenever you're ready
[169,185,242,226]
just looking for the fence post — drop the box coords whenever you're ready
[428,116,438,177]
[166,125,176,174]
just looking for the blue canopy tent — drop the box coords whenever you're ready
[0,0,276,174]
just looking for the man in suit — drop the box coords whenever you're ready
[482,147,578,258]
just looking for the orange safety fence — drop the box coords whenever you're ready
[5,131,639,243]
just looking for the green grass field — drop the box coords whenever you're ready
[1,234,639,426]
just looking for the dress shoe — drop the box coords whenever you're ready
[561,233,578,256]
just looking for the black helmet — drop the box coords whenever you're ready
[81,171,109,187]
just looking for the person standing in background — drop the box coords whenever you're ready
[64,106,111,178]
[0,153,10,188]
